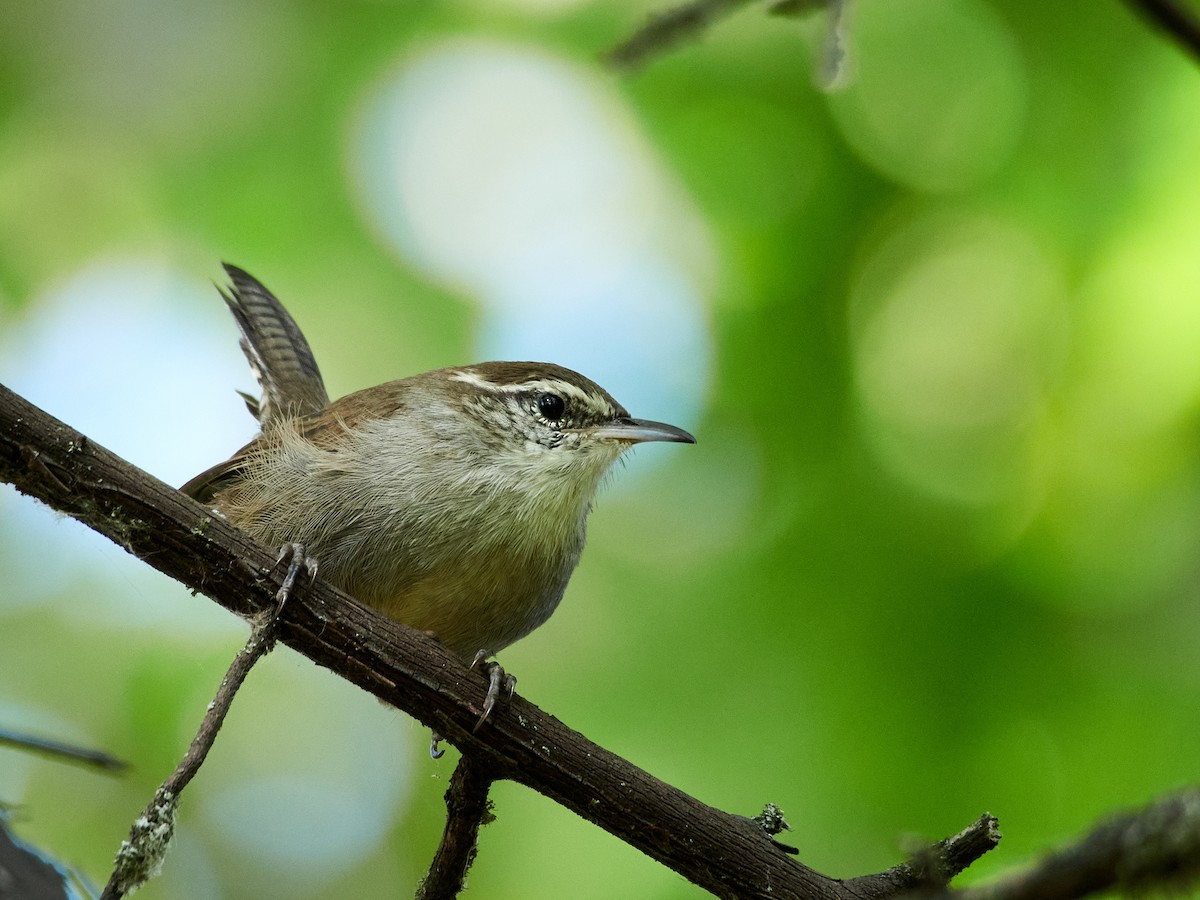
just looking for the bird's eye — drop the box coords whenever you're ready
[537,392,566,421]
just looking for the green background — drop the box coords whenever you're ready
[2,1,1199,897]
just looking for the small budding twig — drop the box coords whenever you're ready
[911,788,1200,900]
[99,611,280,899]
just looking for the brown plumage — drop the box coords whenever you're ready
[183,265,694,660]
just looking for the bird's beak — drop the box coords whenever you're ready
[589,417,696,445]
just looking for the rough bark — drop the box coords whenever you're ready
[1,381,994,898]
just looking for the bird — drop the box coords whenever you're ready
[181,264,695,738]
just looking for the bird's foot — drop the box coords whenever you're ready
[424,652,517,755]
[272,542,318,616]
[470,650,517,732]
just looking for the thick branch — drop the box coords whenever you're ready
[0,381,994,898]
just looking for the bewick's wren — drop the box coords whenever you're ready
[182,265,694,726]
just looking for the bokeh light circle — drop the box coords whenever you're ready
[827,0,1027,193]
[850,210,1067,514]
[348,37,713,437]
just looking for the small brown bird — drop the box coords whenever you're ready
[182,265,694,731]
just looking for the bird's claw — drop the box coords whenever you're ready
[272,542,318,615]
[425,652,516,758]
[470,650,517,732]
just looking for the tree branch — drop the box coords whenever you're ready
[859,814,1003,896]
[608,0,1200,78]
[915,788,1200,900]
[100,613,278,899]
[0,727,127,773]
[0,380,995,897]
[418,753,499,899]
[1124,0,1200,65]
[605,0,757,70]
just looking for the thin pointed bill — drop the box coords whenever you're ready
[588,418,696,445]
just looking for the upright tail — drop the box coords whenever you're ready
[220,263,330,426]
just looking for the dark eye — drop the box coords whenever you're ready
[537,392,565,421]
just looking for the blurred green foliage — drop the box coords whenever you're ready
[2,1,1200,898]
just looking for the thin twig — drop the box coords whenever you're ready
[418,754,499,900]
[911,789,1200,900]
[0,727,128,773]
[99,614,278,899]
[1125,0,1200,65]
[605,0,757,70]
[873,814,1003,893]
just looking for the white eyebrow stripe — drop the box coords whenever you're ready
[528,380,594,404]
[450,371,616,416]
[451,370,510,392]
